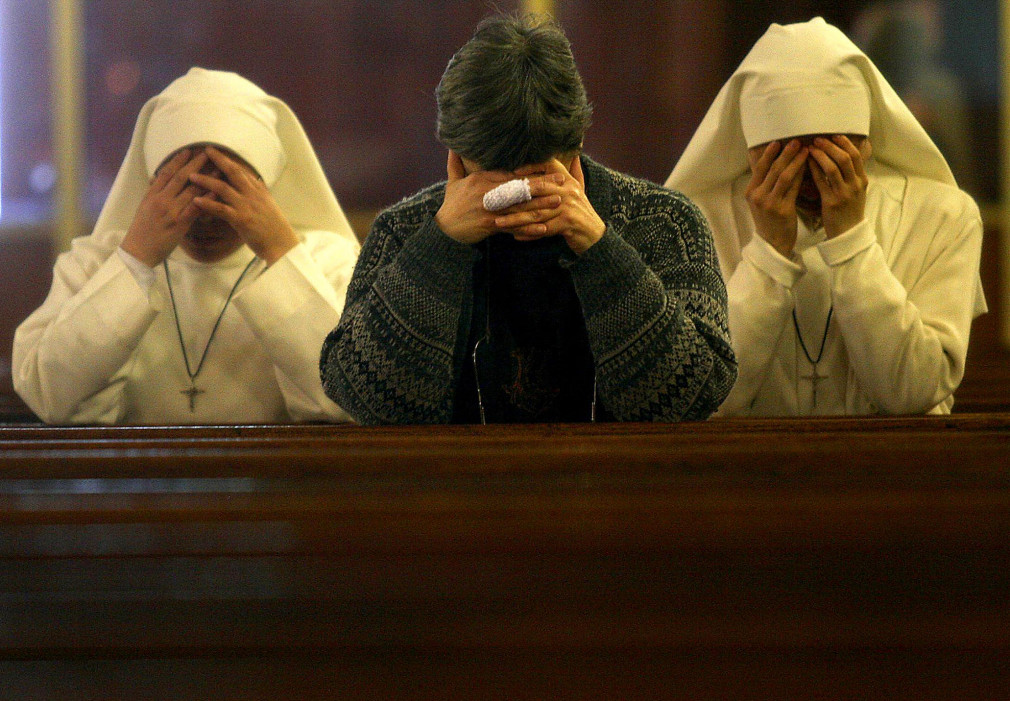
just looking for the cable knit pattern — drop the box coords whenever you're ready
[320,157,736,424]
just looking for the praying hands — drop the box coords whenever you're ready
[745,138,809,258]
[746,135,870,258]
[189,146,300,266]
[120,148,210,267]
[435,150,564,246]
[435,151,606,255]
[497,156,606,255]
[808,135,870,239]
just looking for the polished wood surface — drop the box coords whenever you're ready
[2,417,1009,699]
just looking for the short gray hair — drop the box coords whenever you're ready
[436,14,593,171]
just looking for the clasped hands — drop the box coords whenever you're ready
[435,151,606,255]
[120,146,298,267]
[745,135,869,258]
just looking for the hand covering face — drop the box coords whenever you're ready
[95,67,359,251]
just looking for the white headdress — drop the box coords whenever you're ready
[666,18,958,267]
[92,67,358,248]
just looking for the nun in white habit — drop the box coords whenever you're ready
[666,18,985,416]
[13,68,360,424]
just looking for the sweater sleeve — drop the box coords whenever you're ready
[567,196,737,421]
[319,204,478,424]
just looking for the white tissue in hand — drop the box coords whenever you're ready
[483,178,532,212]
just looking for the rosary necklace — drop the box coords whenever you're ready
[793,305,833,405]
[164,257,256,412]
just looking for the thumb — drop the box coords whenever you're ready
[447,150,466,181]
[568,154,585,188]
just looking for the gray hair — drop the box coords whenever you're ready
[436,14,593,171]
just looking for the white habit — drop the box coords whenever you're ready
[12,68,360,424]
[666,18,986,416]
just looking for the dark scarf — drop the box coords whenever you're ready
[453,233,599,423]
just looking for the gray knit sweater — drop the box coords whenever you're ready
[320,156,736,424]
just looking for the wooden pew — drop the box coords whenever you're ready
[2,416,1009,699]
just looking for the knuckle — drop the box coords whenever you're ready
[745,191,762,208]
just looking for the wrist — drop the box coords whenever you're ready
[771,241,794,258]
[434,210,487,246]
[759,233,795,259]
[752,218,796,259]
[568,219,606,255]
[824,215,864,239]
[433,209,459,241]
[119,238,165,268]
[248,220,299,265]
[257,237,298,266]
